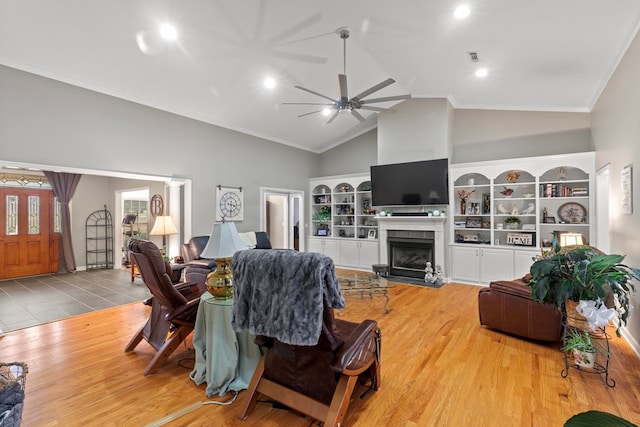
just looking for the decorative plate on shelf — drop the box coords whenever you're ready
[558,202,587,223]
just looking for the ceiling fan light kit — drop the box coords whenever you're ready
[284,28,411,123]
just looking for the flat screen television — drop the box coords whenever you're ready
[370,158,449,206]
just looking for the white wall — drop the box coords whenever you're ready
[452,110,592,163]
[377,98,452,165]
[591,28,640,352]
[318,129,377,176]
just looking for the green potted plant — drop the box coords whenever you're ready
[312,206,331,222]
[561,328,606,368]
[504,216,521,229]
[528,246,640,336]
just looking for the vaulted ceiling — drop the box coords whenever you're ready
[2,1,639,153]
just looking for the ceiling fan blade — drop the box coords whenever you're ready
[361,94,411,104]
[267,13,323,45]
[359,105,387,112]
[294,85,337,103]
[338,74,348,101]
[326,110,340,124]
[272,50,327,64]
[351,109,366,123]
[352,78,396,101]
[298,110,323,118]
[283,102,334,106]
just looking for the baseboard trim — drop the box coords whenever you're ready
[620,327,640,360]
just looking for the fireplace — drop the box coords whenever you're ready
[387,230,434,279]
[377,216,446,281]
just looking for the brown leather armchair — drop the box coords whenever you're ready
[478,275,563,341]
[231,249,381,427]
[125,239,206,375]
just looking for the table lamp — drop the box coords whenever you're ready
[149,215,178,259]
[559,232,584,248]
[200,221,246,299]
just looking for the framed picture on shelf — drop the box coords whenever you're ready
[482,193,491,214]
[544,216,556,224]
[506,232,534,246]
[368,229,377,239]
[465,216,482,228]
[317,228,329,236]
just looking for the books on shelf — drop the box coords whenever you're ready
[539,183,588,198]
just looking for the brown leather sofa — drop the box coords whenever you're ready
[478,275,563,342]
[180,232,273,287]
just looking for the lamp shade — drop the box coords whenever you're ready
[559,232,584,247]
[149,215,178,236]
[200,222,246,259]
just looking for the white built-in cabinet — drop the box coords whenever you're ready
[308,173,379,270]
[340,240,379,269]
[306,238,341,260]
[449,152,595,284]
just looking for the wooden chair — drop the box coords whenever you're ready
[125,239,205,375]
[231,249,382,427]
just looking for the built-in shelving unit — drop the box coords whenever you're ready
[449,152,595,284]
[308,173,379,270]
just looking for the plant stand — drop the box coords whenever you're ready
[561,325,614,387]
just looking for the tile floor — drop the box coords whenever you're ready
[0,268,151,333]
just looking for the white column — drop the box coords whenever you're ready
[167,181,183,260]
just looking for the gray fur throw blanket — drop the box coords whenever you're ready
[231,249,344,346]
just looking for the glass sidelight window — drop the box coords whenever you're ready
[6,194,18,235]
[54,197,61,232]
[28,195,40,234]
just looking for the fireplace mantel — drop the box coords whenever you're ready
[377,216,447,279]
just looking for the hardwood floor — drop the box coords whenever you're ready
[2,271,640,426]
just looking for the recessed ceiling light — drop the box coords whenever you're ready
[475,67,488,78]
[263,77,276,89]
[454,5,470,19]
[159,23,177,41]
[322,108,332,116]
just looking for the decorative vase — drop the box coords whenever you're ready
[573,348,597,369]
[460,200,466,214]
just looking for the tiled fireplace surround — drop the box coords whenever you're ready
[377,216,447,278]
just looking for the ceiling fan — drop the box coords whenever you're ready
[284,28,411,124]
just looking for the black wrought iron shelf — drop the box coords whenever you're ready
[561,324,614,387]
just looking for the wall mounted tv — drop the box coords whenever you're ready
[370,158,449,206]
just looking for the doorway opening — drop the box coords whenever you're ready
[261,188,304,251]
[117,189,149,267]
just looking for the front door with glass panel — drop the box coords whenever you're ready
[0,188,57,279]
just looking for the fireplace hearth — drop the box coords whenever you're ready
[387,230,434,279]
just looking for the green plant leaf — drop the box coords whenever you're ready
[564,410,637,426]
